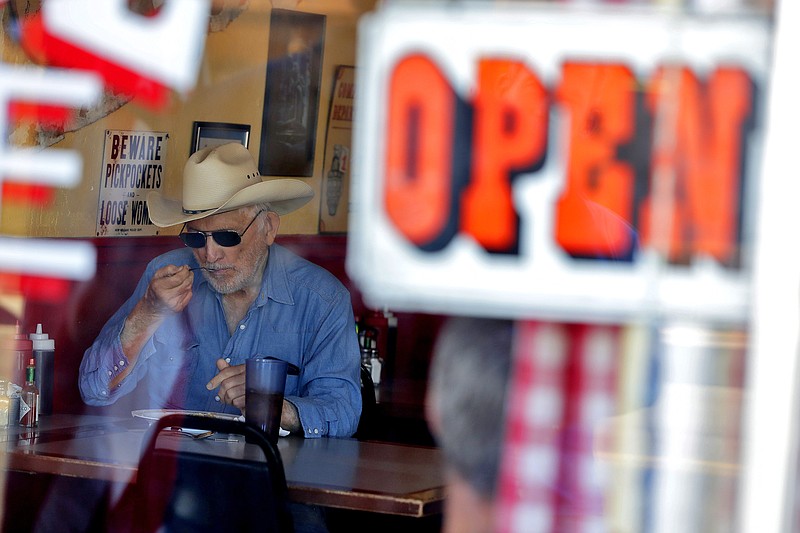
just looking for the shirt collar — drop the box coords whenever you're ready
[258,243,294,307]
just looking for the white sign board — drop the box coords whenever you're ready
[348,4,771,324]
[96,129,167,237]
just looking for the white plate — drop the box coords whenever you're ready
[132,409,243,422]
[131,409,290,437]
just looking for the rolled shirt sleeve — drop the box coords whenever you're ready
[79,261,158,405]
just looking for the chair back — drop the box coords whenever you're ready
[115,413,293,533]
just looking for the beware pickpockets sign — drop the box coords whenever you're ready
[96,129,167,237]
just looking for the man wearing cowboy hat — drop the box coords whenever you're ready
[79,142,362,439]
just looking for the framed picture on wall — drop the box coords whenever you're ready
[191,121,250,154]
[258,9,326,177]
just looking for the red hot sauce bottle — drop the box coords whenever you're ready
[19,358,39,428]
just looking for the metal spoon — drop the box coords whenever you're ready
[165,428,215,440]
[182,430,214,440]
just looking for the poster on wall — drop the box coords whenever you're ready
[259,9,326,177]
[190,121,250,154]
[96,129,167,237]
[319,65,354,233]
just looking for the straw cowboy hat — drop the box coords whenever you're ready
[146,142,314,227]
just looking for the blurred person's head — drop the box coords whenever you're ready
[426,316,514,533]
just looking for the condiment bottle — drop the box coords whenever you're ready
[2,322,32,387]
[29,324,55,416]
[369,346,382,387]
[362,308,396,383]
[19,358,39,428]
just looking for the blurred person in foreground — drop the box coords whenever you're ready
[79,142,362,439]
[426,316,514,533]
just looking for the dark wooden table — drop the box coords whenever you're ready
[1,414,445,518]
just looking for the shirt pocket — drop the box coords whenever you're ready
[284,374,300,396]
[149,336,199,409]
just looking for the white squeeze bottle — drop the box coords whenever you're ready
[29,324,55,416]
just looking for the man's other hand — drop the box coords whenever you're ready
[207,358,246,410]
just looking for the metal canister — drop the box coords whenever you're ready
[0,380,9,427]
[9,390,20,426]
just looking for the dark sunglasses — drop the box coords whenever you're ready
[179,210,265,249]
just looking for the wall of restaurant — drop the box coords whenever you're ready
[1,0,373,237]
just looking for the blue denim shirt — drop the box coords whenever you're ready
[79,243,362,438]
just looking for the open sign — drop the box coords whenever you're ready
[348,5,771,323]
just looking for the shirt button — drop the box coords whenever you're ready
[215,395,220,402]
[113,365,118,371]
[225,357,231,363]
[239,324,246,330]
[119,360,125,366]
[102,390,108,395]
[313,428,319,434]
[107,370,113,376]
